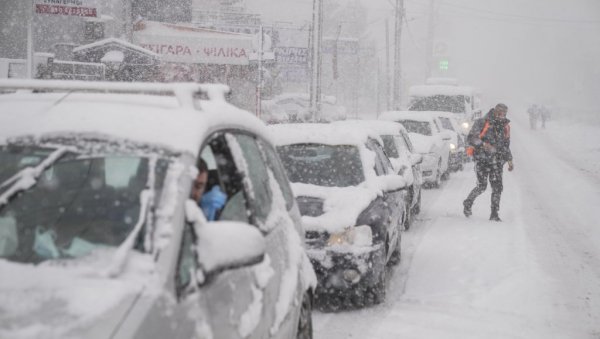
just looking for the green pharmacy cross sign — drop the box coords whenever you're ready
[438,59,449,71]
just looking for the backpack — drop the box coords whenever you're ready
[465,119,510,157]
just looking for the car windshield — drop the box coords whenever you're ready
[277,144,365,187]
[381,135,399,158]
[439,117,455,131]
[0,145,165,264]
[398,120,432,136]
[409,95,465,113]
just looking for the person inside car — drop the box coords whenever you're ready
[191,159,226,221]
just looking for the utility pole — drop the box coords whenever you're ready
[392,0,404,110]
[309,0,323,121]
[27,0,35,79]
[426,0,435,79]
[385,19,390,110]
[256,25,264,118]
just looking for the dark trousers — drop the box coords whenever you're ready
[464,161,504,214]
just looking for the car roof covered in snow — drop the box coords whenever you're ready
[0,80,269,155]
[378,111,439,124]
[268,122,382,147]
[409,84,476,97]
[333,119,408,137]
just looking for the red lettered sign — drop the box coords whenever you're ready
[35,4,97,17]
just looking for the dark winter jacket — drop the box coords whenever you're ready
[467,109,513,164]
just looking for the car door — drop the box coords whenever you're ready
[367,140,404,261]
[226,131,304,338]
[398,132,422,208]
[431,118,450,172]
[172,133,269,339]
[146,130,293,339]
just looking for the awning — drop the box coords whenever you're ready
[133,21,255,66]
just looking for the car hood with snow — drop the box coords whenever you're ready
[0,251,156,339]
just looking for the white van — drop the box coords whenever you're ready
[407,78,482,135]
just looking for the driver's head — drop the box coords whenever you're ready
[191,159,209,202]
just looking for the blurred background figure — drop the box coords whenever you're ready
[540,105,551,129]
[527,104,540,130]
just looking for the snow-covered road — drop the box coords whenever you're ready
[313,111,600,338]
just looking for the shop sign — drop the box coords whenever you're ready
[34,0,97,17]
[134,34,252,65]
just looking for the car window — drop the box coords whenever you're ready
[257,138,295,211]
[381,135,399,158]
[400,132,415,152]
[432,119,442,133]
[399,120,432,136]
[393,136,409,154]
[439,117,454,131]
[228,133,272,226]
[277,144,365,187]
[195,134,250,224]
[367,139,390,176]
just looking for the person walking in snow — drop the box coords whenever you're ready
[463,103,514,221]
[540,105,550,129]
[527,104,539,130]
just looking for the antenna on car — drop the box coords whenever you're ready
[0,79,231,110]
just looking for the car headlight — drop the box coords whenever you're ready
[461,122,470,130]
[327,225,373,247]
[449,143,457,150]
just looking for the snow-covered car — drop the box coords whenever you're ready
[333,119,423,228]
[0,80,316,339]
[261,93,347,123]
[379,111,452,188]
[269,123,407,310]
[425,111,466,171]
[408,79,482,135]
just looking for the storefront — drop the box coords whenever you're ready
[133,20,273,112]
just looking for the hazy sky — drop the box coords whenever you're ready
[247,0,600,113]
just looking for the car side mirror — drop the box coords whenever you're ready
[185,201,266,280]
[373,174,407,191]
[410,153,423,165]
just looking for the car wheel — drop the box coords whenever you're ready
[389,233,402,265]
[403,204,412,231]
[296,292,313,339]
[432,160,442,188]
[412,190,422,215]
[365,267,387,305]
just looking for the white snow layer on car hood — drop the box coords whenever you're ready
[292,175,406,233]
[407,132,434,154]
[0,251,157,339]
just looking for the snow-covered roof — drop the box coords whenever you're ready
[135,20,252,40]
[73,38,160,58]
[333,119,408,137]
[379,111,438,123]
[425,77,459,86]
[409,84,476,97]
[269,123,379,147]
[0,80,268,156]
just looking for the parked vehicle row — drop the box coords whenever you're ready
[0,79,475,339]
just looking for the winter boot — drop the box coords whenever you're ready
[463,200,472,217]
[489,210,502,222]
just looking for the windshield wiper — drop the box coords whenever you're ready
[105,156,157,278]
[0,147,70,208]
